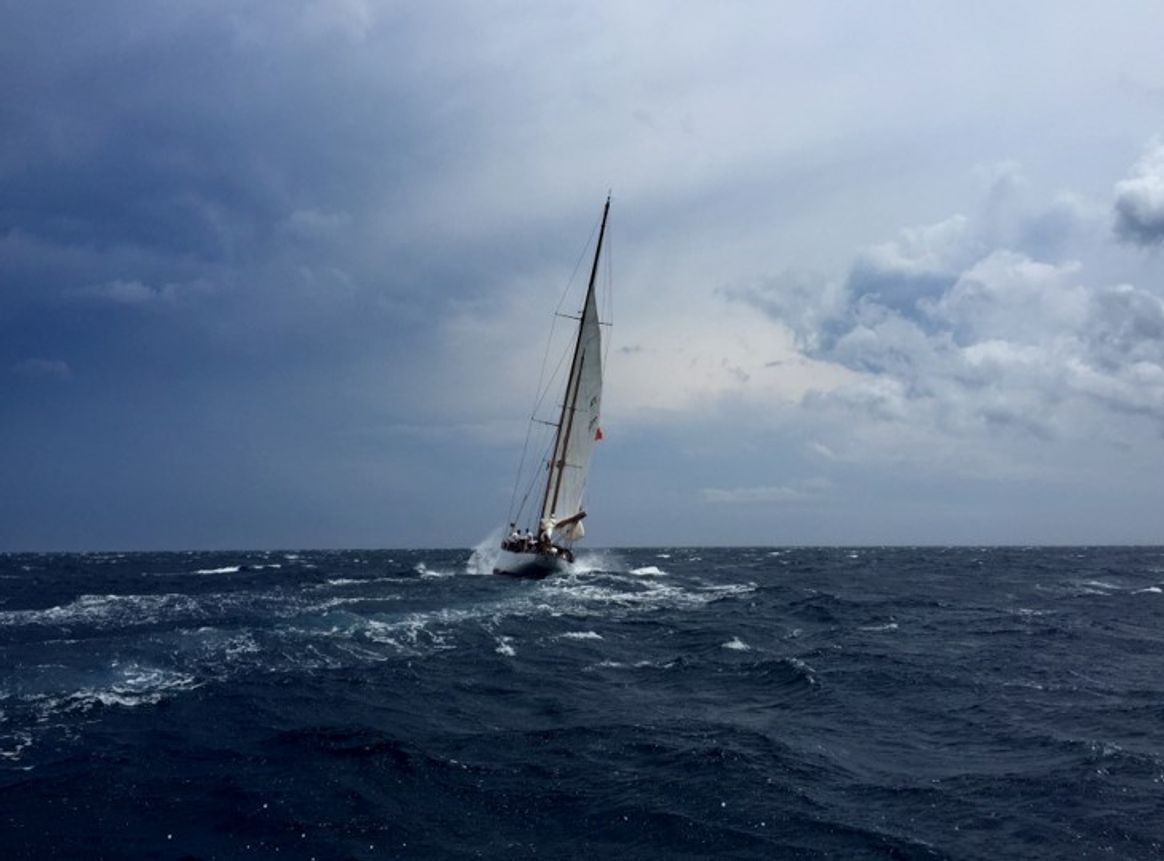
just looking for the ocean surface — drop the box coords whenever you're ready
[2,546,1162,859]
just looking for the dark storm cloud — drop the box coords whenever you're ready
[0,3,525,308]
[0,3,542,386]
[0,3,515,549]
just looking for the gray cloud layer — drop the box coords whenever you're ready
[4,2,1164,547]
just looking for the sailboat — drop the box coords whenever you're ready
[494,196,610,579]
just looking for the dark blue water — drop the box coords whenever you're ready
[2,547,1162,859]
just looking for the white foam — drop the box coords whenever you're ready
[589,659,656,670]
[629,565,667,577]
[858,622,899,632]
[219,632,261,660]
[193,566,240,575]
[27,664,202,717]
[465,528,504,575]
[113,664,199,696]
[230,562,761,670]
[306,595,401,612]
[0,731,33,761]
[415,563,455,579]
[495,636,516,657]
[0,593,203,628]
[722,636,750,651]
[786,657,818,684]
[544,575,756,615]
[571,550,622,575]
[321,576,412,588]
[1134,586,1162,594]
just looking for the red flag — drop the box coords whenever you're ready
[594,426,604,441]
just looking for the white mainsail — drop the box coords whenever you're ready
[539,272,603,540]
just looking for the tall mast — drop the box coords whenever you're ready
[541,195,610,523]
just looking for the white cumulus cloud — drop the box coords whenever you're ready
[731,146,1164,481]
[1114,140,1164,246]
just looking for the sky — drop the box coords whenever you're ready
[3,1,1164,550]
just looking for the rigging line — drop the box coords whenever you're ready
[512,413,556,523]
[530,339,571,418]
[529,213,601,410]
[509,333,572,521]
[514,208,603,500]
[506,407,538,523]
[515,432,557,525]
[554,214,602,315]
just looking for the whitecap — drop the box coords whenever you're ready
[588,659,655,670]
[414,562,455,579]
[0,593,204,629]
[1134,586,1162,594]
[306,595,401,612]
[219,632,261,660]
[858,622,899,632]
[193,566,240,575]
[571,551,622,574]
[0,731,33,761]
[495,636,516,657]
[722,636,750,651]
[559,630,603,640]
[785,657,818,684]
[28,664,202,717]
[629,565,667,577]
